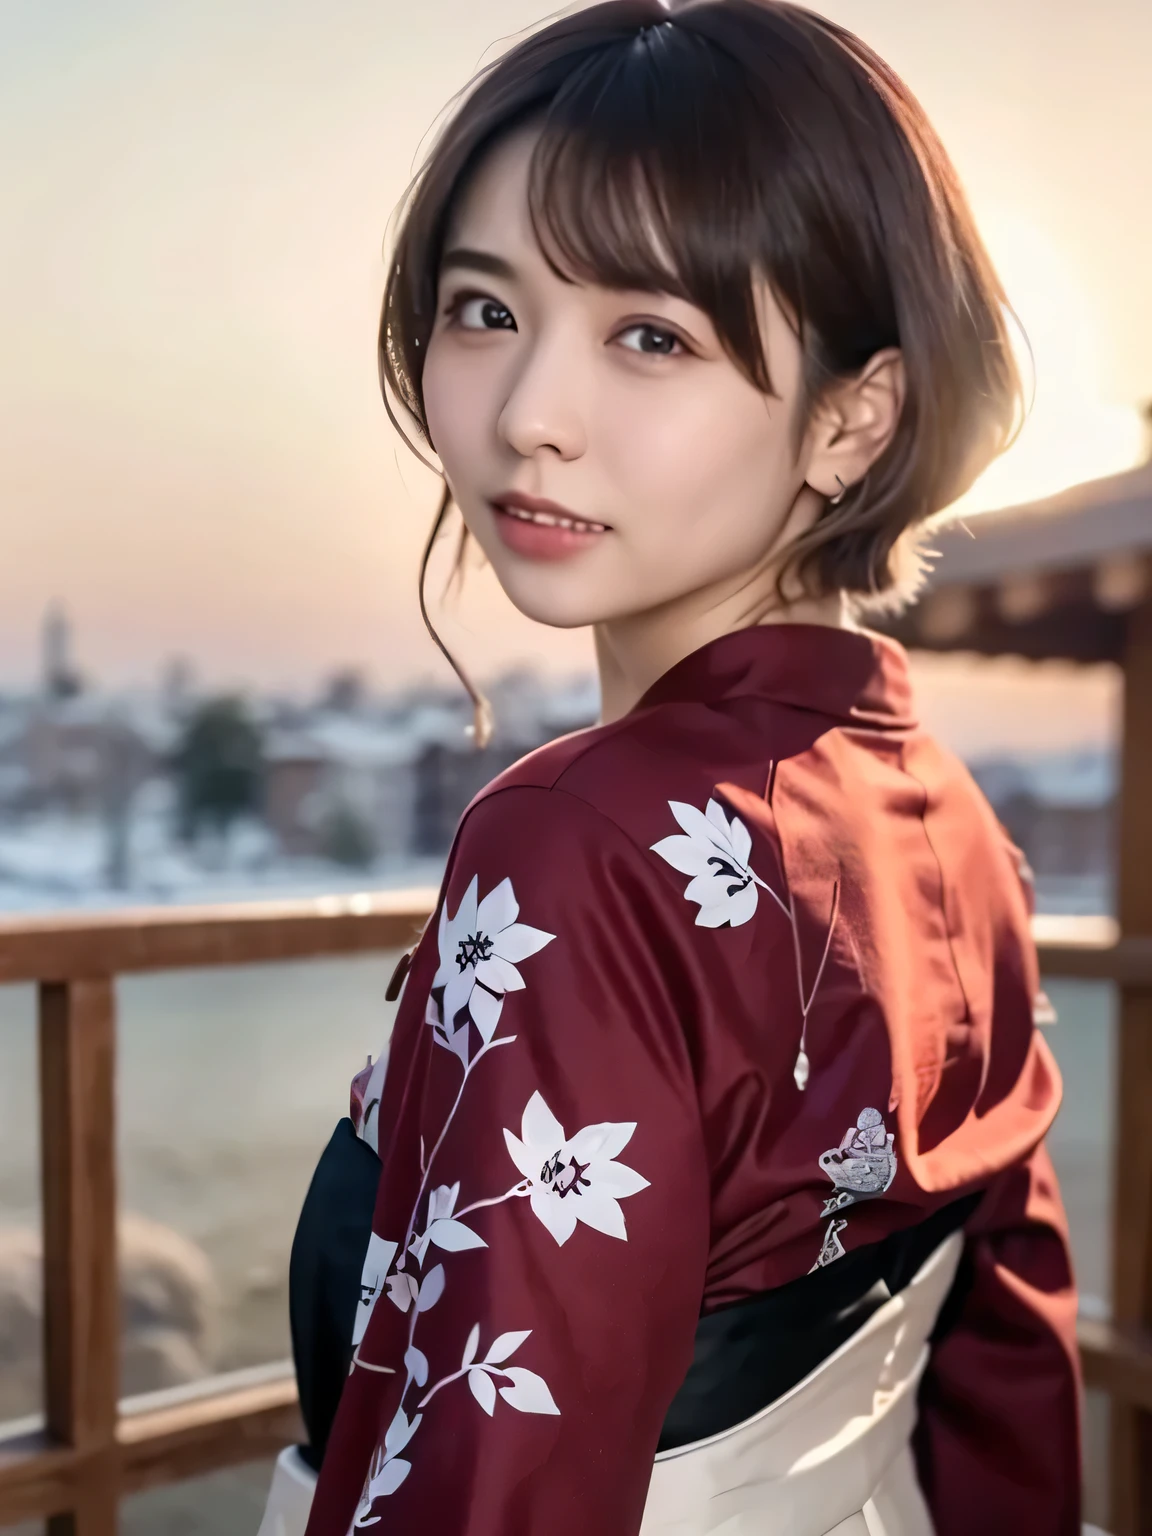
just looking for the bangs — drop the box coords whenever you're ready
[524,25,772,391]
[379,0,1022,617]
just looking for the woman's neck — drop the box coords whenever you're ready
[594,586,855,725]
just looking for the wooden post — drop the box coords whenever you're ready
[39,979,120,1535]
[1111,584,1152,1536]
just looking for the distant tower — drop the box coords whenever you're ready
[322,667,368,714]
[42,603,82,699]
[161,655,196,719]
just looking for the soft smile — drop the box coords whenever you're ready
[489,494,611,561]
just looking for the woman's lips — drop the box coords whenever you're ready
[489,494,610,562]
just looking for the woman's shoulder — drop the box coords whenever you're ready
[437,701,792,952]
[459,696,768,865]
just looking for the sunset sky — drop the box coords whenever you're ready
[1,0,1149,747]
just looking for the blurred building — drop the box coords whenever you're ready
[0,610,172,822]
[41,602,84,700]
[880,440,1151,918]
[969,748,1115,913]
[263,669,599,864]
[886,447,1151,664]
[0,601,601,900]
[264,714,425,867]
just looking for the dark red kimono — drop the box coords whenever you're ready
[305,623,1081,1535]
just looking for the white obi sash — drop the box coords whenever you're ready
[639,1232,964,1536]
[257,1442,317,1536]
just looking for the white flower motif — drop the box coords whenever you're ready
[426,1182,459,1226]
[502,1090,650,1247]
[651,798,762,927]
[431,876,555,1049]
[409,1183,457,1265]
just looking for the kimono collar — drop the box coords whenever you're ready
[632,623,918,730]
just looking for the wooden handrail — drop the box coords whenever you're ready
[0,1368,302,1523]
[39,977,120,1531]
[1080,1319,1152,1414]
[0,888,439,983]
[0,891,1148,1530]
[0,897,1145,986]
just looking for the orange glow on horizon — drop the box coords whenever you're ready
[951,211,1144,518]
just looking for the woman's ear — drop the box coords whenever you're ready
[803,348,905,501]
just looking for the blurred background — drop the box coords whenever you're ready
[1,0,1149,1530]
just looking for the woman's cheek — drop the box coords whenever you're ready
[599,392,697,499]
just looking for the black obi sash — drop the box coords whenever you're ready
[288,1117,979,1469]
[657,1191,980,1452]
[289,1118,382,1472]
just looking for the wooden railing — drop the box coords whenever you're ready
[0,892,435,1535]
[0,896,1149,1533]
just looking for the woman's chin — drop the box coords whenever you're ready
[502,592,605,631]
[494,571,622,632]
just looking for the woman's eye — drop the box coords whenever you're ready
[453,295,516,331]
[617,323,683,356]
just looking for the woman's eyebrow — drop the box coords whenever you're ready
[439,247,517,281]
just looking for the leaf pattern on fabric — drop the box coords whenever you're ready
[469,1366,497,1415]
[409,1325,561,1422]
[498,1365,560,1414]
[353,1411,422,1525]
[408,1182,488,1264]
[350,871,647,1524]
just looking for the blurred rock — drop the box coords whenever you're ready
[121,1326,211,1398]
[119,1212,219,1364]
[0,1228,42,1421]
[0,1213,221,1420]
[0,1228,39,1367]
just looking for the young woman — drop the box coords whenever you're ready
[262,3,1081,1532]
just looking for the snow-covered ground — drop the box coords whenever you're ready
[0,798,444,914]
[0,808,1112,917]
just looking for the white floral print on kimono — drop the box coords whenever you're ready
[308,625,1079,1536]
[651,798,764,927]
[342,862,656,1530]
[503,1090,651,1246]
[430,874,554,1054]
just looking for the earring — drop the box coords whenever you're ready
[829,475,848,507]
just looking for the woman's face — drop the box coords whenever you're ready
[421,128,818,633]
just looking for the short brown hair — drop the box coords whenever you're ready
[380,0,1022,657]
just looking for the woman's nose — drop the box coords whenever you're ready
[496,335,588,462]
